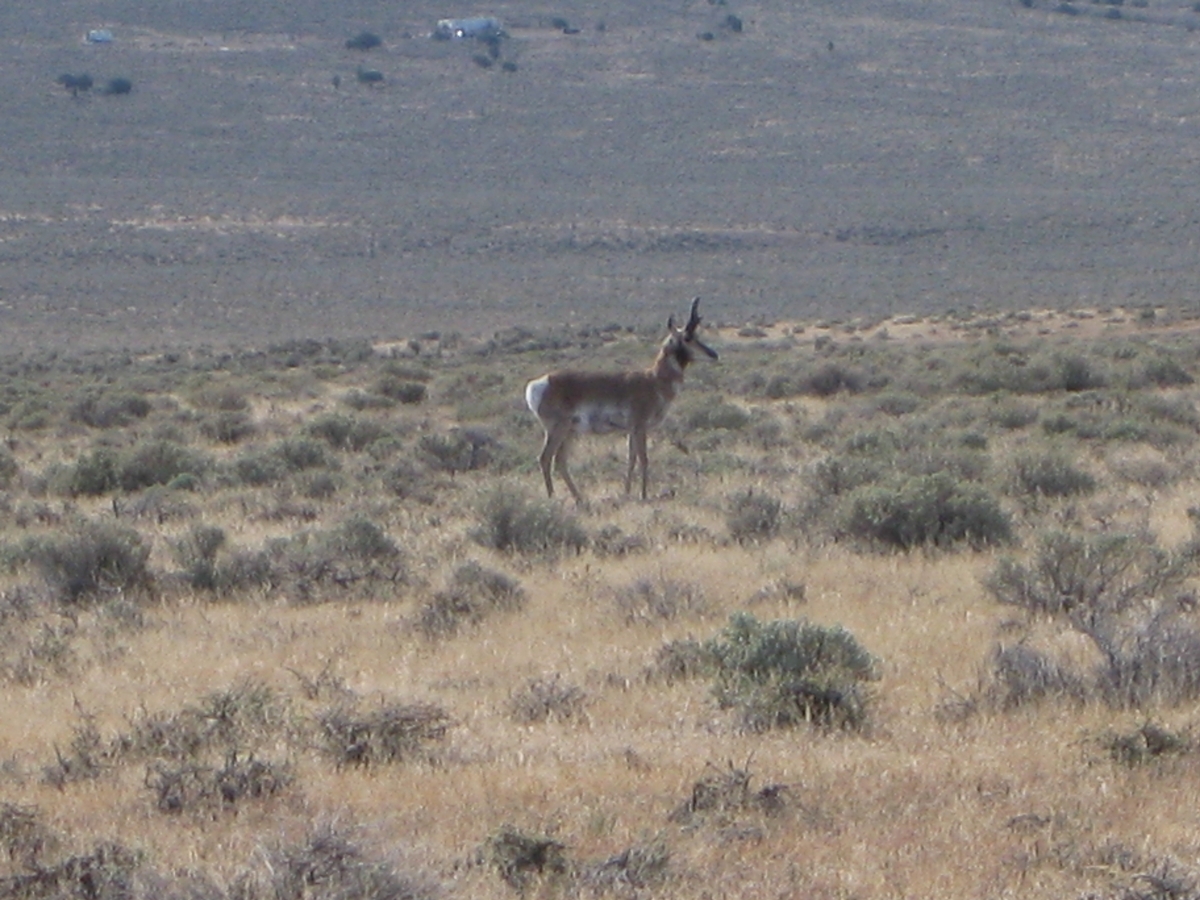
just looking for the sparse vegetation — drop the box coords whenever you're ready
[1,310,1199,898]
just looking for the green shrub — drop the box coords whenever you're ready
[987,643,1088,710]
[415,562,525,639]
[199,410,256,444]
[686,401,751,431]
[33,523,152,605]
[383,459,436,503]
[306,414,356,449]
[987,400,1039,430]
[471,486,587,555]
[703,613,877,731]
[802,363,863,397]
[1010,452,1097,498]
[613,576,705,625]
[65,447,120,496]
[172,525,226,591]
[375,375,427,404]
[324,516,399,562]
[69,391,152,428]
[839,473,1012,550]
[418,430,494,473]
[726,489,783,543]
[232,451,289,486]
[273,438,332,472]
[1058,354,1106,392]
[147,753,292,813]
[119,441,208,492]
[1140,356,1194,387]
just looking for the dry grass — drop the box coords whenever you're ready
[3,311,1200,898]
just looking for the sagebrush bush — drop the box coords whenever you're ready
[703,613,877,731]
[471,486,587,555]
[316,701,452,766]
[69,391,152,429]
[200,410,256,444]
[1102,722,1191,766]
[839,473,1012,550]
[508,674,587,723]
[263,826,436,900]
[1010,451,1097,498]
[172,524,226,591]
[486,826,570,893]
[613,575,705,625]
[416,561,525,638]
[987,643,1089,710]
[984,530,1200,709]
[119,440,208,492]
[33,523,152,605]
[726,488,783,543]
[418,430,494,473]
[63,447,120,496]
[985,530,1191,622]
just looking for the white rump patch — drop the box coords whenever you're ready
[525,375,550,416]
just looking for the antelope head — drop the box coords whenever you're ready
[665,297,719,368]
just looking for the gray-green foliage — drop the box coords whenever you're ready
[839,472,1012,550]
[985,530,1200,709]
[471,486,587,555]
[416,561,526,639]
[726,488,783,543]
[703,613,878,731]
[32,523,152,605]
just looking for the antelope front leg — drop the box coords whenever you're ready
[631,429,650,500]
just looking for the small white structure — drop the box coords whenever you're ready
[434,17,504,40]
[85,29,114,43]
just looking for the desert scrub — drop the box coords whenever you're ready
[316,701,452,766]
[613,575,706,625]
[415,561,526,639]
[984,530,1200,708]
[508,674,587,723]
[417,429,495,473]
[704,612,878,731]
[471,485,587,555]
[486,826,570,893]
[0,446,18,489]
[1009,451,1097,499]
[68,390,152,428]
[254,825,437,900]
[306,414,387,451]
[118,440,209,492]
[266,517,405,604]
[726,488,784,543]
[838,472,1012,550]
[31,522,153,605]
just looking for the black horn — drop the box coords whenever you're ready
[684,297,702,336]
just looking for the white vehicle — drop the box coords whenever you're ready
[433,17,504,40]
[85,29,114,43]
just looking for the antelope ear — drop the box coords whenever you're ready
[666,315,676,332]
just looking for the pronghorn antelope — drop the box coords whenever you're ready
[525,297,718,503]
